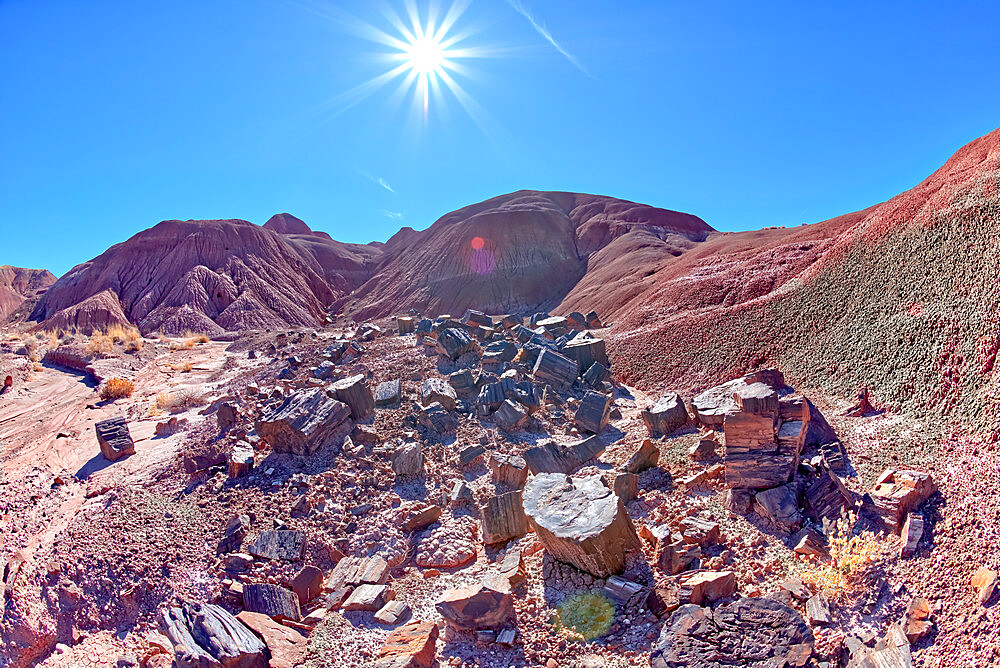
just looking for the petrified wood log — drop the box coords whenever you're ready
[159,601,267,668]
[243,583,301,621]
[332,374,375,420]
[489,453,529,491]
[481,491,529,545]
[651,597,813,668]
[248,530,305,561]
[574,391,611,434]
[641,393,688,437]
[95,416,135,462]
[522,436,606,475]
[522,473,639,577]
[435,327,477,360]
[532,348,578,390]
[396,316,415,334]
[228,442,254,479]
[492,399,528,431]
[869,468,937,533]
[419,377,457,411]
[255,388,351,455]
[561,337,609,371]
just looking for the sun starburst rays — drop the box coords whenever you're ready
[301,0,492,126]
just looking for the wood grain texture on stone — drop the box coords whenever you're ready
[248,530,305,561]
[522,436,606,475]
[95,416,135,462]
[869,468,937,533]
[332,373,375,420]
[255,388,351,455]
[481,491,529,545]
[419,377,457,411]
[522,473,639,577]
[532,348,578,390]
[574,390,611,434]
[243,583,301,621]
[640,393,688,437]
[159,602,267,668]
[651,597,812,668]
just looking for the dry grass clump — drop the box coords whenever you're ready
[551,591,616,641]
[155,389,204,413]
[182,330,210,346]
[100,377,135,401]
[86,332,114,355]
[798,514,892,602]
[169,362,194,372]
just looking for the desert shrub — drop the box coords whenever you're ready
[169,362,194,372]
[100,377,135,401]
[798,514,892,602]
[182,330,210,346]
[86,332,114,355]
[551,591,616,641]
[157,388,204,413]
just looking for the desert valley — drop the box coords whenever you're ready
[0,125,998,668]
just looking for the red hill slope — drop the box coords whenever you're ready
[607,127,1000,430]
[342,190,712,319]
[31,218,380,335]
[0,266,56,322]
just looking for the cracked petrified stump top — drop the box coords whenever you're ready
[522,473,638,577]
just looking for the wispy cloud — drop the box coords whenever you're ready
[382,210,404,220]
[357,168,395,193]
[504,0,592,78]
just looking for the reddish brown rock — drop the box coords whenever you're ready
[375,620,439,668]
[290,565,323,605]
[236,611,308,668]
[869,469,937,533]
[435,579,514,630]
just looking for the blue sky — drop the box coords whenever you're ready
[2,0,998,277]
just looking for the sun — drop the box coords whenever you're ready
[316,1,494,124]
[404,34,448,76]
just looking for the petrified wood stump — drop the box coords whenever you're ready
[332,374,375,420]
[522,473,639,577]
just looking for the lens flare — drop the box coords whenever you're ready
[470,236,485,250]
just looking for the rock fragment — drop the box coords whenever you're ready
[436,580,514,630]
[574,391,611,434]
[159,602,267,668]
